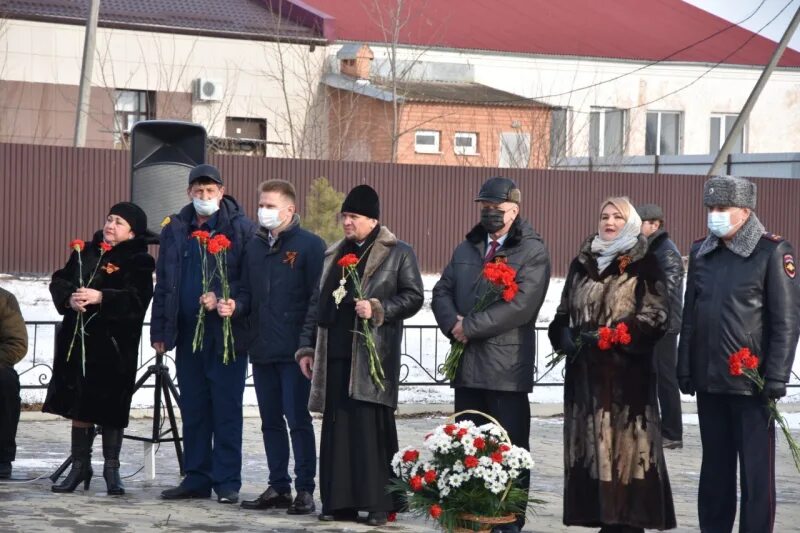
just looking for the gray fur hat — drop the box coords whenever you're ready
[703,175,756,209]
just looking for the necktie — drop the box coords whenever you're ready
[486,240,499,262]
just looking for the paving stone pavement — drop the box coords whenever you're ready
[2,413,799,532]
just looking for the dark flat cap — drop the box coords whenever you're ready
[636,203,664,222]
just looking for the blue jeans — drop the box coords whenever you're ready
[175,334,247,495]
[252,362,316,493]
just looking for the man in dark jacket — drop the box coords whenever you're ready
[152,164,256,504]
[0,287,27,479]
[678,175,800,533]
[218,180,325,515]
[296,185,424,526]
[432,177,551,533]
[638,203,684,449]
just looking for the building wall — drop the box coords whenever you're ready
[0,19,327,156]
[396,102,551,167]
[360,45,800,160]
[327,87,394,161]
[0,80,191,147]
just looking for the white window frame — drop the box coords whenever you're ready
[590,107,626,158]
[414,130,440,154]
[550,107,571,164]
[710,113,746,154]
[645,110,682,156]
[454,132,478,155]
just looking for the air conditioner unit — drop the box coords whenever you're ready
[193,78,223,102]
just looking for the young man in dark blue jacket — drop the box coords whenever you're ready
[151,164,256,504]
[218,180,325,515]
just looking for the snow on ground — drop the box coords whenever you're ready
[4,273,799,408]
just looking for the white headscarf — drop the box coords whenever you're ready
[590,198,642,273]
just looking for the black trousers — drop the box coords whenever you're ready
[654,333,682,441]
[0,366,21,463]
[454,387,531,526]
[697,392,776,533]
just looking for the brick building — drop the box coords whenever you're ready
[325,44,552,168]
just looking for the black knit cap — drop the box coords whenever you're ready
[341,184,380,219]
[108,202,147,237]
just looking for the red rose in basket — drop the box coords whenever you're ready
[442,260,519,380]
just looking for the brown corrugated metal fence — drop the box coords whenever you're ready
[2,142,799,276]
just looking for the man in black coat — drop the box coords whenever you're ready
[0,288,27,480]
[296,185,424,526]
[218,180,325,515]
[432,177,551,533]
[152,164,256,504]
[678,175,800,533]
[638,203,684,449]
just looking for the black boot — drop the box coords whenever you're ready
[52,426,95,493]
[102,427,125,495]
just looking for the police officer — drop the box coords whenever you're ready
[678,175,800,533]
[432,177,551,533]
[638,203,684,449]
[152,164,256,504]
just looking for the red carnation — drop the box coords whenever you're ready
[99,241,112,252]
[597,327,614,351]
[743,353,760,370]
[728,354,743,376]
[491,451,504,463]
[613,323,632,345]
[388,512,397,522]
[208,234,231,253]
[444,424,457,436]
[424,469,437,483]
[429,504,442,519]
[402,449,419,463]
[502,281,519,302]
[473,437,486,450]
[499,444,511,452]
[190,230,210,245]
[69,239,85,252]
[456,428,468,440]
[337,253,359,268]
[410,475,424,491]
[464,455,479,469]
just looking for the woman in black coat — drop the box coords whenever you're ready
[44,202,155,495]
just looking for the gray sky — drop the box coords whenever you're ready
[685,0,800,52]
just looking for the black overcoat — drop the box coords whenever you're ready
[43,231,155,428]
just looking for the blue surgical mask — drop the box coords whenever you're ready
[193,197,220,216]
[707,211,733,238]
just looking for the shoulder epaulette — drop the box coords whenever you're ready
[762,232,785,243]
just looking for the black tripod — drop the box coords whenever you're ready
[125,350,184,475]
[49,351,184,482]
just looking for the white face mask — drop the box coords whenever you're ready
[193,197,220,216]
[258,207,284,230]
[707,211,734,238]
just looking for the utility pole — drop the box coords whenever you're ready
[74,0,101,147]
[708,5,800,176]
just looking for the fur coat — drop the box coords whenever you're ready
[548,234,676,530]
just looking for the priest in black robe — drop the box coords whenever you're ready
[296,185,424,526]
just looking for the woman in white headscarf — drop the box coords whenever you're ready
[548,197,676,532]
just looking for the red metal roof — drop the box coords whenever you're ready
[304,0,800,67]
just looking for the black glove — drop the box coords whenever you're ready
[579,331,598,348]
[678,377,695,396]
[763,379,787,400]
[558,328,578,358]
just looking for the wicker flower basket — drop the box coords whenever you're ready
[453,512,517,532]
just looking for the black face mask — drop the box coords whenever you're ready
[480,207,506,233]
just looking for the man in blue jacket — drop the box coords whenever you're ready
[218,180,325,515]
[151,164,256,504]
